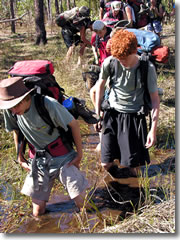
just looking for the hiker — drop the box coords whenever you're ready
[91,20,112,68]
[124,0,137,27]
[94,29,160,177]
[90,20,112,119]
[61,19,94,67]
[0,77,91,217]
[90,20,113,152]
[58,7,94,67]
[99,0,121,20]
[170,1,175,17]
[103,1,127,21]
[124,0,150,29]
[145,0,164,37]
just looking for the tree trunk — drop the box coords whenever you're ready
[66,0,70,10]
[59,0,63,13]
[88,0,91,10]
[34,0,47,45]
[47,0,52,23]
[72,0,76,8]
[55,0,60,15]
[10,0,15,33]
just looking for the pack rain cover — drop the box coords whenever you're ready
[8,60,54,77]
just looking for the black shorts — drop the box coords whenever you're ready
[61,29,81,48]
[101,109,150,168]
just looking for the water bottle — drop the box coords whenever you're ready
[63,97,76,116]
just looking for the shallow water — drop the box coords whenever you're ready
[1,124,175,233]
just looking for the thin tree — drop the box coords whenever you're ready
[47,0,52,23]
[34,0,47,45]
[55,0,60,15]
[66,0,70,10]
[9,0,15,33]
[59,0,63,13]
[72,0,76,8]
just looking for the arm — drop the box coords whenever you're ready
[125,6,134,27]
[99,7,104,20]
[91,33,99,64]
[145,91,160,148]
[67,118,83,168]
[92,45,99,65]
[80,26,91,46]
[13,130,30,171]
[103,12,108,19]
[13,129,19,152]
[123,9,128,20]
[157,4,164,19]
[153,5,163,19]
[95,77,107,132]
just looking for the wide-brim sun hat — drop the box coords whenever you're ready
[0,77,34,110]
[92,20,105,31]
[111,1,121,11]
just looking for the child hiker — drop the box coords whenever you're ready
[94,29,160,177]
[0,77,91,216]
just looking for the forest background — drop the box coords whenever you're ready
[0,0,176,235]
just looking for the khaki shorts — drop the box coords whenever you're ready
[21,151,88,201]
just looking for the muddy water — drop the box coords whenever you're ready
[11,125,175,233]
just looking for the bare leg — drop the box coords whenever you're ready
[65,45,75,63]
[90,84,96,107]
[101,162,114,171]
[73,190,91,210]
[129,166,141,177]
[95,132,102,153]
[77,43,86,66]
[32,198,46,217]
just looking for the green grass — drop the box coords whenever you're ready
[0,21,175,233]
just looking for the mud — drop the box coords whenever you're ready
[10,125,175,233]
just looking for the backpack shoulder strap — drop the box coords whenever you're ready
[109,57,119,83]
[139,57,149,96]
[108,10,113,18]
[138,57,152,126]
[34,94,55,135]
[95,34,100,53]
[34,94,73,150]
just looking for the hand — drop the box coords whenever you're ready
[67,154,82,169]
[154,7,159,15]
[18,154,31,172]
[145,130,156,149]
[20,162,31,172]
[94,121,102,132]
[95,58,99,65]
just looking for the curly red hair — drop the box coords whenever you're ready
[111,29,138,59]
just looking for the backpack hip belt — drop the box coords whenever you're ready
[45,136,71,157]
[28,135,72,160]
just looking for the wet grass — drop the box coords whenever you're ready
[0,21,175,233]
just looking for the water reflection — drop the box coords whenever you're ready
[1,125,175,233]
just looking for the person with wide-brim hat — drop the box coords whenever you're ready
[1,76,91,217]
[0,77,34,110]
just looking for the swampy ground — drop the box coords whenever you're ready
[0,19,175,233]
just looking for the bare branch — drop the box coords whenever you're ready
[0,12,28,24]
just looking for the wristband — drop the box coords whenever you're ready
[97,116,103,122]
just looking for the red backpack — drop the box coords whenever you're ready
[151,45,170,64]
[8,60,98,159]
[8,60,64,102]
